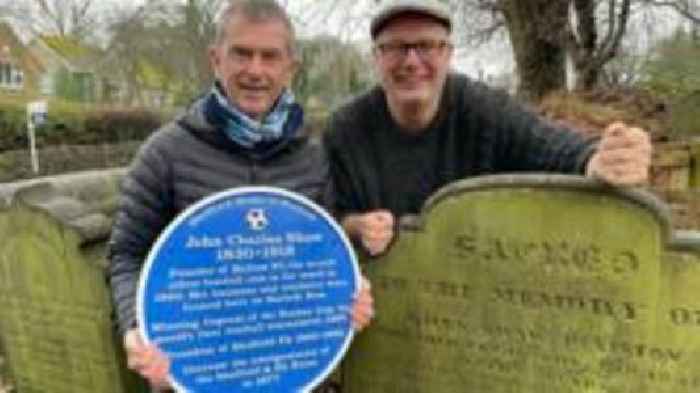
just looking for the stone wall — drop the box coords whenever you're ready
[0,143,140,183]
[652,139,700,230]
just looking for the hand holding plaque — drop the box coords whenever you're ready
[137,187,362,392]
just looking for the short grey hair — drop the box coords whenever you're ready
[214,0,297,58]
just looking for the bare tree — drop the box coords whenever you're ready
[102,0,224,105]
[178,0,225,96]
[293,35,373,109]
[33,0,97,38]
[452,0,699,100]
[1,0,100,40]
[567,0,633,91]
[287,0,377,42]
[643,0,700,24]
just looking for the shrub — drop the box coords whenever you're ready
[0,95,166,150]
[0,97,29,150]
[641,29,700,100]
[81,108,164,143]
[669,90,700,137]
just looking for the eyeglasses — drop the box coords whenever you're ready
[374,39,452,61]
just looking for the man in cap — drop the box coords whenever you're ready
[325,0,652,256]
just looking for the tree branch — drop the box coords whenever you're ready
[643,0,700,24]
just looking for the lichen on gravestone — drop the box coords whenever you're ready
[0,169,147,393]
[343,174,700,393]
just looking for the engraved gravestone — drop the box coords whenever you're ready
[343,174,700,393]
[0,172,147,393]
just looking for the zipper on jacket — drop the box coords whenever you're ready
[249,155,258,184]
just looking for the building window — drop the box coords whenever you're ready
[0,63,9,84]
[0,61,24,89]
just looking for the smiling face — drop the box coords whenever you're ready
[209,14,297,120]
[373,14,453,113]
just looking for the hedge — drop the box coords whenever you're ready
[0,95,166,150]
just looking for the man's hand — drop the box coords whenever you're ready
[124,329,171,391]
[342,210,395,256]
[586,122,652,186]
[350,276,374,332]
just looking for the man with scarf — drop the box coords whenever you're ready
[107,1,373,391]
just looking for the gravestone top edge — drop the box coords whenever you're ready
[410,174,672,235]
[0,168,126,211]
[67,213,113,243]
[2,175,118,244]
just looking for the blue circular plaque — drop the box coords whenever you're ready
[137,187,359,392]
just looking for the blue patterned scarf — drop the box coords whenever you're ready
[204,82,303,150]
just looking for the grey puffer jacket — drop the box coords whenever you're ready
[108,97,330,334]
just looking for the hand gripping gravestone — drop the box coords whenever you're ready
[137,187,359,393]
[342,174,700,393]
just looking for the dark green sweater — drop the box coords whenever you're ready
[324,73,597,218]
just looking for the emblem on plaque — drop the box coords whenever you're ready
[246,208,268,231]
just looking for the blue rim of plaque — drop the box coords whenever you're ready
[136,186,360,393]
